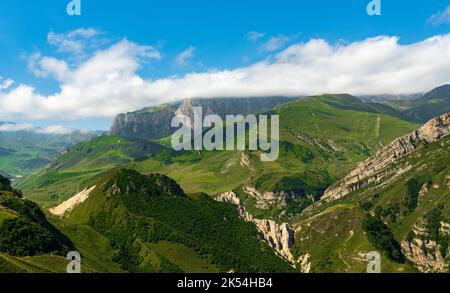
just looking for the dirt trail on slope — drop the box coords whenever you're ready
[375,115,382,147]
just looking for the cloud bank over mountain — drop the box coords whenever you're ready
[0,122,73,134]
[1,30,450,120]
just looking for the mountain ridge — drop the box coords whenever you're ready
[322,112,450,202]
[3,94,449,273]
[110,97,294,140]
[407,85,450,122]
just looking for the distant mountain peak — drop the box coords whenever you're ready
[406,84,450,122]
[422,84,450,99]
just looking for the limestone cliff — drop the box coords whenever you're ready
[111,97,292,141]
[216,191,295,264]
[401,221,450,272]
[322,113,450,201]
[111,104,177,141]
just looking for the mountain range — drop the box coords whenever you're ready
[0,126,103,178]
[361,84,450,122]
[0,85,449,273]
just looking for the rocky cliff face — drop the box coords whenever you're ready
[175,97,291,119]
[401,221,450,272]
[111,104,177,141]
[110,97,292,141]
[401,239,448,272]
[216,191,295,264]
[322,113,450,201]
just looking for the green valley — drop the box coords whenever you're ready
[1,92,448,273]
[0,127,101,178]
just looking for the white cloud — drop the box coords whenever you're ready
[35,125,72,134]
[0,122,73,135]
[1,33,450,121]
[28,53,71,81]
[1,39,161,120]
[175,46,195,66]
[48,28,100,56]
[27,28,106,81]
[0,78,14,91]
[0,123,34,132]
[260,34,291,51]
[245,31,265,42]
[427,5,450,26]
[68,28,99,39]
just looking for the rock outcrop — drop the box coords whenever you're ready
[216,191,295,264]
[401,220,450,272]
[401,239,448,272]
[297,253,311,273]
[240,152,252,169]
[111,97,292,141]
[242,186,279,209]
[216,191,241,206]
[49,186,96,217]
[322,113,450,201]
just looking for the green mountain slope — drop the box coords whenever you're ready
[361,85,450,123]
[290,124,449,272]
[61,168,295,272]
[0,174,75,272]
[3,98,448,274]
[407,85,450,122]
[2,169,295,273]
[19,95,420,219]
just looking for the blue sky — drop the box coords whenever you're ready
[0,0,449,130]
